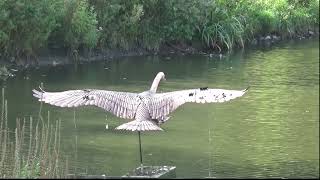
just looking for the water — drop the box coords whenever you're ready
[2,39,319,178]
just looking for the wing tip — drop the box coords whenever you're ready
[32,87,46,99]
[243,86,250,92]
[32,89,42,99]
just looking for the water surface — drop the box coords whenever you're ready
[3,39,319,178]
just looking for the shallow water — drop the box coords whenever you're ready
[2,38,319,178]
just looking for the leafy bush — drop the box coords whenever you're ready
[309,0,319,26]
[255,10,277,35]
[63,0,99,52]
[0,0,62,60]
[274,0,317,37]
[0,0,319,61]
[89,0,144,50]
[161,0,200,42]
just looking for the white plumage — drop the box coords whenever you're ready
[32,72,248,131]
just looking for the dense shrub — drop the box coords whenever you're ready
[197,0,245,51]
[0,0,62,59]
[63,0,99,52]
[0,0,318,62]
[89,0,144,50]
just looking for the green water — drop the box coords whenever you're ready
[3,39,319,178]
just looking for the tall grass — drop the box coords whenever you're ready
[0,87,68,178]
[198,0,319,51]
[199,15,245,51]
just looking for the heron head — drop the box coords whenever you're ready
[159,72,166,81]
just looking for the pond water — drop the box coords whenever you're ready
[2,38,319,178]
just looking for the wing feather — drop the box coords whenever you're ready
[32,89,140,119]
[67,96,83,107]
[149,87,248,120]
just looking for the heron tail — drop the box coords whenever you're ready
[115,119,163,131]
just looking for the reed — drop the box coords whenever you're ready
[0,87,68,178]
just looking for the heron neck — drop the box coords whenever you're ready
[150,76,162,93]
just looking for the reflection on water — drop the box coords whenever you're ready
[2,39,319,178]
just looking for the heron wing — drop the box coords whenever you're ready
[148,87,249,120]
[32,89,140,119]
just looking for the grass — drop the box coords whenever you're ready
[0,87,68,178]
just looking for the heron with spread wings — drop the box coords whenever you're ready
[32,72,248,131]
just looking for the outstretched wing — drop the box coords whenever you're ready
[148,87,249,121]
[32,88,140,119]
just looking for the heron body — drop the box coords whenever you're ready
[32,72,248,131]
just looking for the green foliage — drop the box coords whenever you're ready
[0,0,319,60]
[198,0,245,51]
[137,0,164,50]
[0,0,62,59]
[20,161,41,178]
[309,0,319,25]
[89,0,144,50]
[63,0,99,52]
[272,0,315,37]
[256,10,277,35]
[161,0,201,41]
